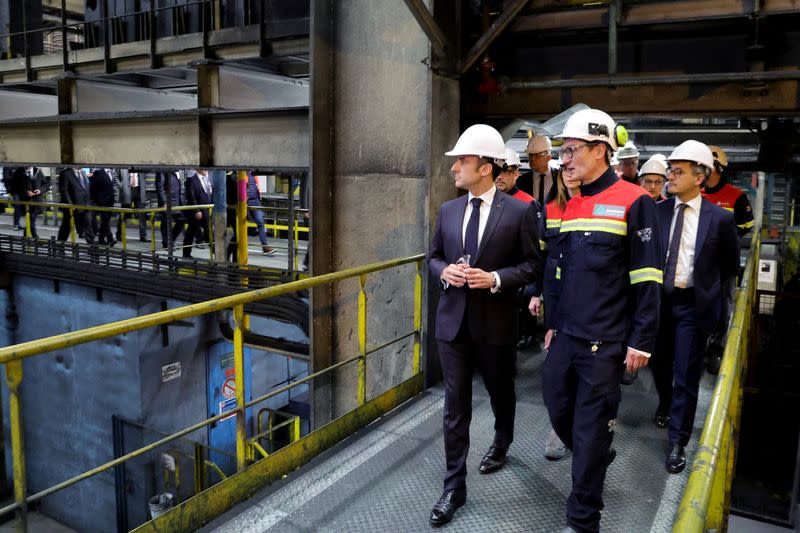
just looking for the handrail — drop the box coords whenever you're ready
[673,173,765,531]
[0,253,425,532]
[0,198,308,267]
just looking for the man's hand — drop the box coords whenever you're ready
[465,268,494,289]
[624,347,649,374]
[195,211,203,220]
[529,296,541,316]
[544,329,554,351]
[441,263,467,288]
[26,190,34,197]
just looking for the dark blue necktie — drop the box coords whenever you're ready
[464,197,482,260]
[663,203,688,294]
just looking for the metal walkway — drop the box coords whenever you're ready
[200,344,716,533]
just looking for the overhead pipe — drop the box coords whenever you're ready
[506,69,800,90]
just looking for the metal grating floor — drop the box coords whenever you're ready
[201,346,715,533]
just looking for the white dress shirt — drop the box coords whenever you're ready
[667,193,702,289]
[459,186,501,292]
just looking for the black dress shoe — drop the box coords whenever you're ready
[653,411,670,429]
[429,489,466,526]
[479,445,508,474]
[140,236,150,243]
[666,443,686,474]
[516,335,534,350]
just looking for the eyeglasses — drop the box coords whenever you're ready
[529,150,550,158]
[641,179,665,187]
[559,144,590,160]
[666,168,701,178]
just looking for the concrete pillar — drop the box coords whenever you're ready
[310,0,457,424]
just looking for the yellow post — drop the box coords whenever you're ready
[207,207,214,260]
[120,209,127,252]
[69,207,76,243]
[24,206,31,239]
[236,171,249,268]
[150,212,156,253]
[6,360,27,533]
[232,304,247,471]
[357,274,367,405]
[706,415,729,529]
[413,260,422,375]
[293,215,300,271]
[236,172,250,331]
[293,416,301,443]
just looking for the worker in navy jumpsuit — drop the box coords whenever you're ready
[543,109,662,533]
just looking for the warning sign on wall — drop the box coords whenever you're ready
[219,397,237,421]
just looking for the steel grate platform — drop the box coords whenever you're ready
[201,345,715,533]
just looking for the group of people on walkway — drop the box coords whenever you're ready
[428,108,745,532]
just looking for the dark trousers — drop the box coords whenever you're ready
[95,211,114,244]
[543,332,625,533]
[11,194,24,227]
[117,187,148,240]
[160,211,185,248]
[517,288,535,340]
[183,212,209,257]
[651,289,704,446]
[57,208,94,242]
[437,320,516,492]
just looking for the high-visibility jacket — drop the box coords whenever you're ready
[509,187,535,204]
[537,196,567,330]
[702,180,754,236]
[553,168,662,353]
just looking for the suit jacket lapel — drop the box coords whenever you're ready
[694,199,712,262]
[660,200,673,262]
[455,195,468,257]
[474,193,505,264]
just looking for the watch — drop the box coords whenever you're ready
[490,274,498,290]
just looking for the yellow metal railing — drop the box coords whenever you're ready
[0,253,425,532]
[673,179,764,531]
[0,198,309,266]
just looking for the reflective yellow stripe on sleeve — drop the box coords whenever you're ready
[738,220,754,229]
[539,239,548,250]
[546,219,562,229]
[722,206,734,212]
[555,267,561,280]
[560,218,628,236]
[629,267,663,285]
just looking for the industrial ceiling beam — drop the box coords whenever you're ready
[402,0,453,59]
[459,0,530,75]
[512,0,800,33]
[506,69,800,90]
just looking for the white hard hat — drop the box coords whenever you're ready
[555,108,625,151]
[617,141,640,159]
[610,154,619,166]
[504,147,521,167]
[667,140,714,171]
[527,134,552,154]
[639,154,668,178]
[445,124,507,161]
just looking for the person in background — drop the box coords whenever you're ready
[639,155,668,202]
[246,172,276,255]
[155,171,186,249]
[183,169,212,258]
[617,141,640,184]
[518,134,554,202]
[530,163,581,461]
[89,168,117,246]
[24,167,50,239]
[57,167,95,244]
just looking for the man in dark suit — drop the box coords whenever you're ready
[89,168,117,246]
[183,169,212,258]
[651,140,739,474]
[428,124,541,526]
[24,167,50,239]
[57,167,95,244]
